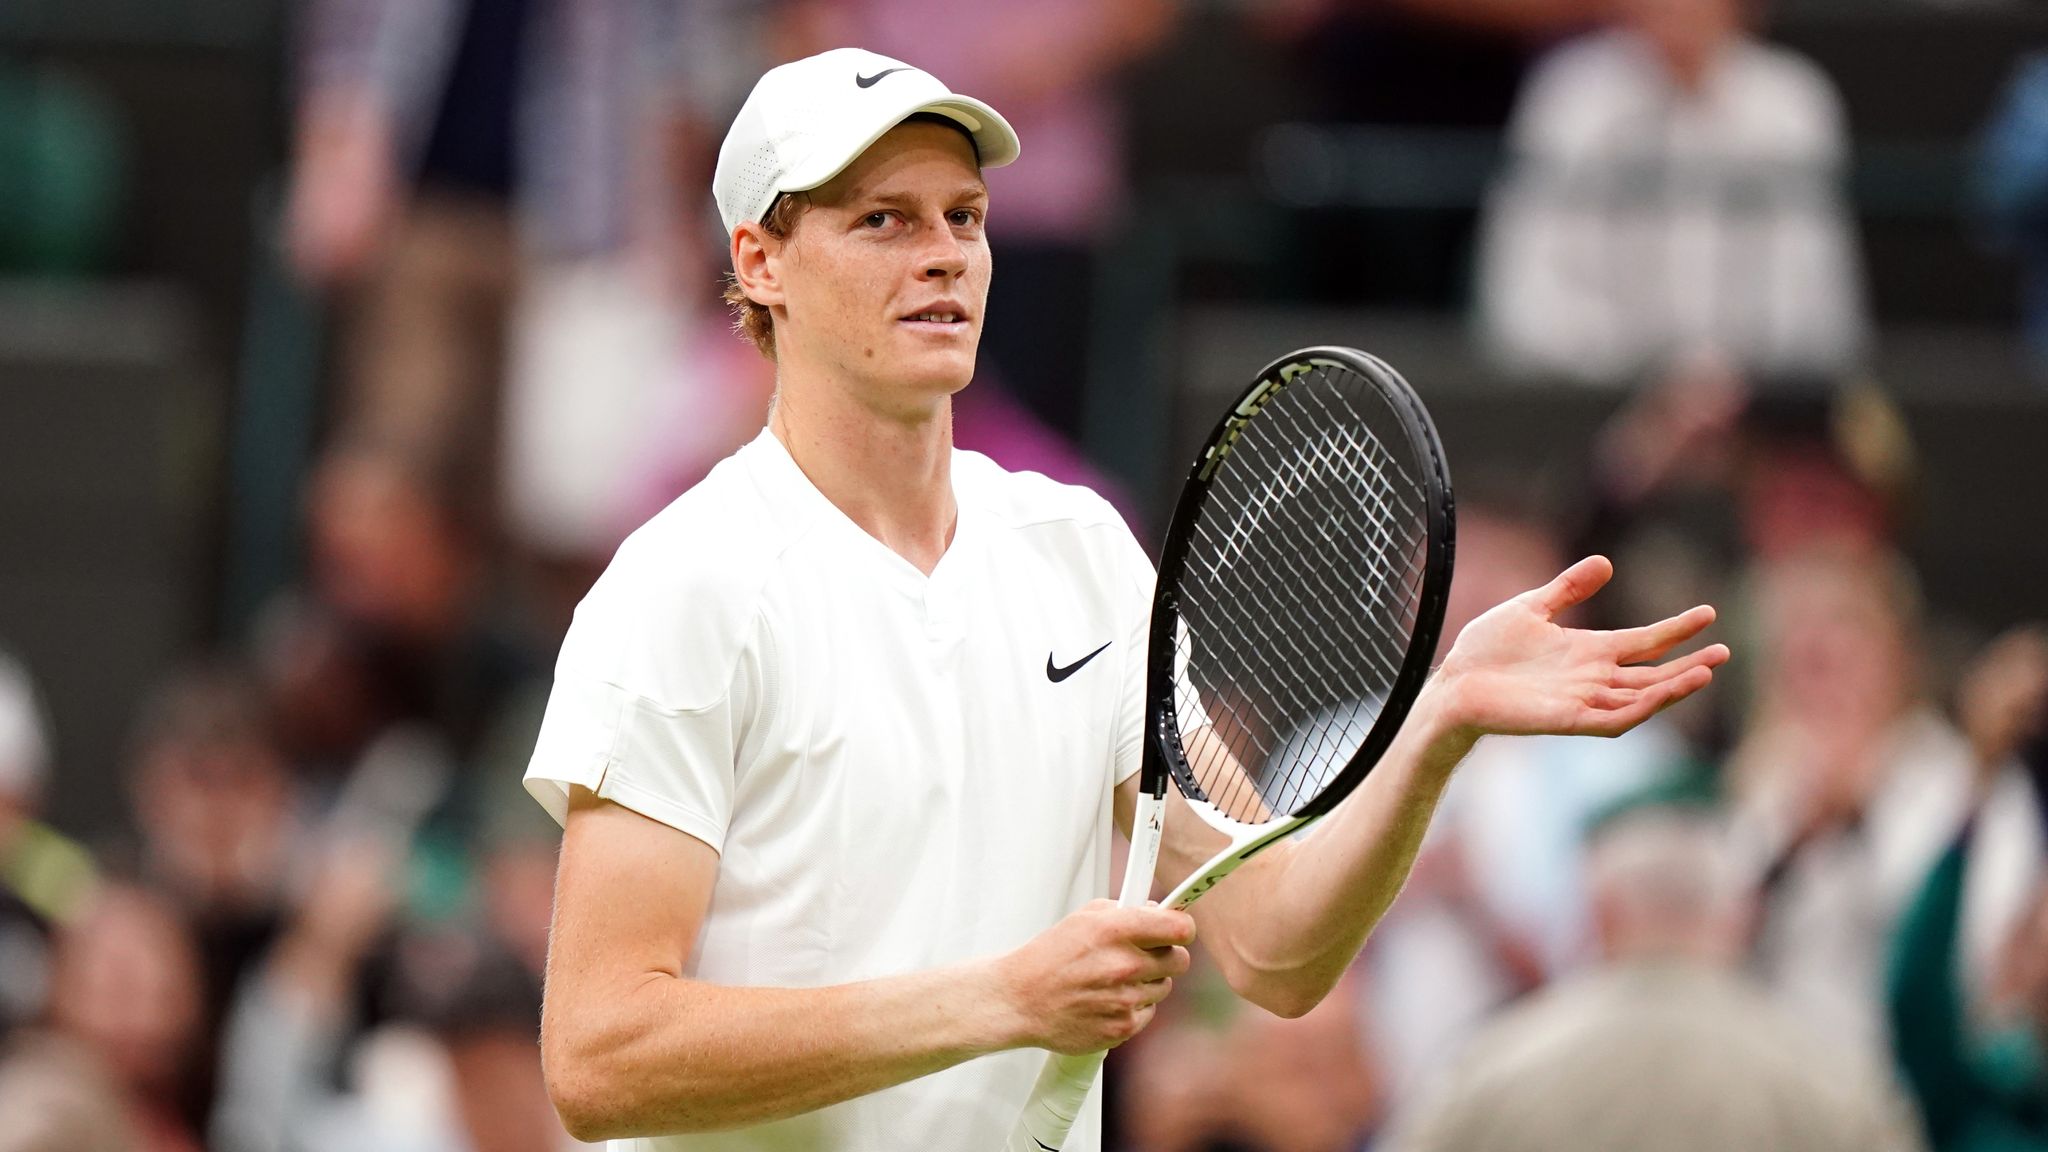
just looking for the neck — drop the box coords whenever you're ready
[1657,35,1733,95]
[769,361,958,576]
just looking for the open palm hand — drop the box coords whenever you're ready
[1434,556,1729,741]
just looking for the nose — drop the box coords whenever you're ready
[916,218,969,282]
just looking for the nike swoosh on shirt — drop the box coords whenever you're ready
[855,67,910,88]
[1046,642,1112,683]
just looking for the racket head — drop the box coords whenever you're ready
[1144,346,1456,823]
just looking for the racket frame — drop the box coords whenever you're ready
[1004,346,1455,1152]
[1147,346,1456,825]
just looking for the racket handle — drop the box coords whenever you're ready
[1003,1051,1105,1152]
[1002,790,1166,1150]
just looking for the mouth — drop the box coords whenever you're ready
[899,306,971,332]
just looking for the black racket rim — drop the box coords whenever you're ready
[1141,346,1457,821]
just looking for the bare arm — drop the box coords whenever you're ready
[1115,695,1472,1019]
[542,786,1194,1140]
[1117,556,1728,1018]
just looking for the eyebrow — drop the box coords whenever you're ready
[858,185,989,210]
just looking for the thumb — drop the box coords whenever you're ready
[1521,556,1614,620]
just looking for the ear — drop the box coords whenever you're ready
[731,221,786,308]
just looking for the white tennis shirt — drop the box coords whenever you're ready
[525,428,1152,1151]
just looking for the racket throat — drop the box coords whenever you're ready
[1163,818,1301,909]
[1117,790,1166,908]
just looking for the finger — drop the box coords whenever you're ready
[1122,908,1197,949]
[1603,664,1716,732]
[1610,605,1718,664]
[1522,556,1615,620]
[1610,643,1731,689]
[1586,686,1642,712]
[1136,944,1192,981]
[1135,976,1174,1008]
[1124,1003,1157,1044]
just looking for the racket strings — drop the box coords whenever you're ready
[1172,362,1435,823]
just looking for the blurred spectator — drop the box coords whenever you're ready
[125,668,295,989]
[127,666,294,929]
[290,0,745,558]
[121,664,305,1131]
[1884,619,2048,1147]
[392,711,570,1152]
[1889,627,2048,1152]
[1895,853,2048,1152]
[211,730,464,1152]
[0,1031,138,1152]
[392,898,564,1152]
[772,0,1175,442]
[1582,366,1914,569]
[1215,974,1379,1152]
[1977,53,2048,371]
[1476,0,1868,385]
[298,439,546,782]
[0,650,95,1043]
[1364,497,1687,1101]
[1734,383,1913,562]
[47,885,209,1152]
[1730,556,2046,1056]
[1120,962,1380,1152]
[1385,802,1923,1152]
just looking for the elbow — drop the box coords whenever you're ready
[544,1026,719,1141]
[1224,961,1336,1020]
[544,1021,654,1143]
[1242,980,1328,1021]
[544,1061,620,1144]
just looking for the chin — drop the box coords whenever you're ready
[898,346,979,397]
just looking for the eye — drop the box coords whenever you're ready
[948,208,979,228]
[861,212,892,229]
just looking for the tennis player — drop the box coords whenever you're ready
[526,48,1729,1151]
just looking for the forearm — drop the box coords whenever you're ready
[542,959,1021,1140]
[1196,686,1475,1016]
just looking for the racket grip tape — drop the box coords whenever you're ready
[1003,1051,1105,1151]
[1003,791,1165,1149]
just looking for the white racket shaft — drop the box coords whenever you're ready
[1003,790,1164,1151]
[1002,796,1311,1151]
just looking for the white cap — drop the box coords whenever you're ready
[713,48,1021,236]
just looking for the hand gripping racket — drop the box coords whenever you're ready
[1003,346,1456,1150]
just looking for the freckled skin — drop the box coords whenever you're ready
[737,121,993,421]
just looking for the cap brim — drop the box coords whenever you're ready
[781,91,1021,198]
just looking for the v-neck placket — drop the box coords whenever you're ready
[745,430,977,644]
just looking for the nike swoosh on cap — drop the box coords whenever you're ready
[855,67,910,88]
[1046,642,1112,683]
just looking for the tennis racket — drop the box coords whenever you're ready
[1003,346,1455,1151]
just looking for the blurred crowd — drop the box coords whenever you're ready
[3,0,2048,1151]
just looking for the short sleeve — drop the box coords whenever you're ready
[524,674,753,853]
[1110,534,1156,788]
[522,535,766,853]
[1109,529,1215,788]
